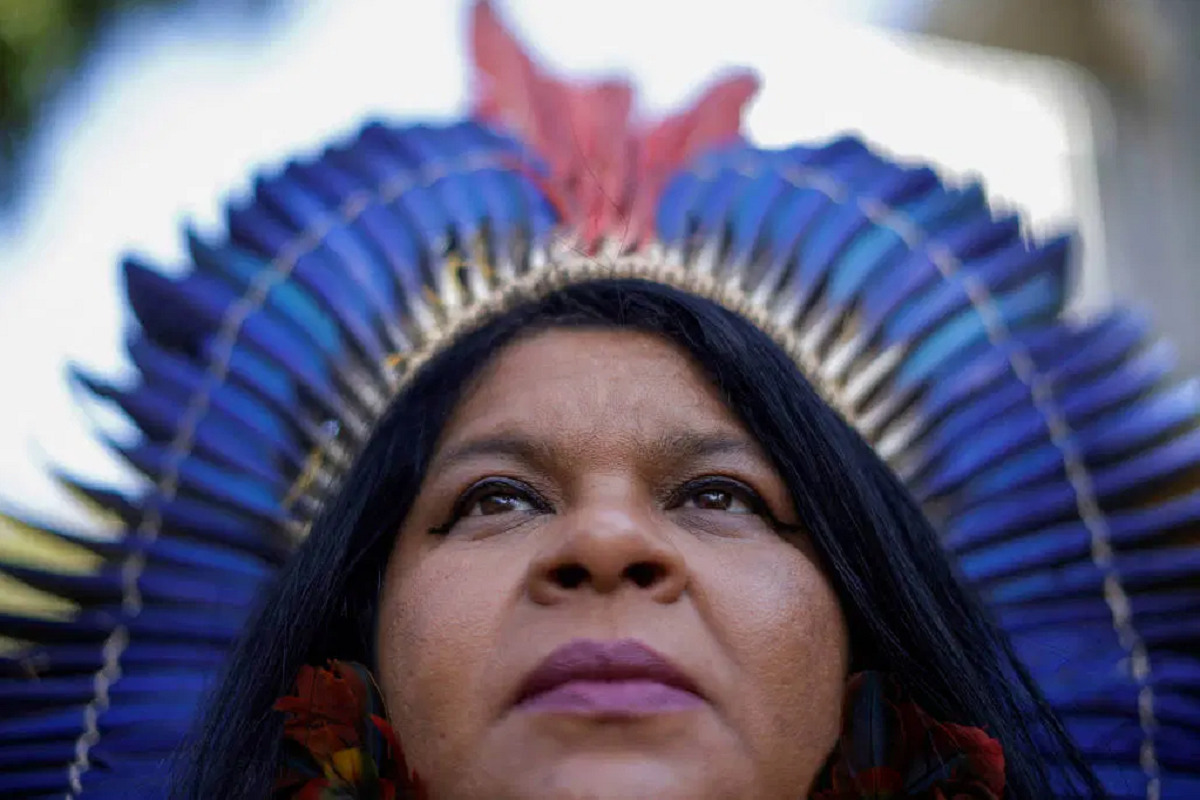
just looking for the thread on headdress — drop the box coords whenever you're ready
[469,0,759,249]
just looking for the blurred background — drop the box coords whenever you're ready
[0,0,1196,526]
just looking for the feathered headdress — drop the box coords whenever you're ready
[1,2,1197,797]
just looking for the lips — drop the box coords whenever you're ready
[514,638,705,715]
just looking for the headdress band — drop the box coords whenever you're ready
[286,234,874,529]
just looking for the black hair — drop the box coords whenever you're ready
[172,279,1104,798]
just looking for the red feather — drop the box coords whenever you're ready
[469,0,759,249]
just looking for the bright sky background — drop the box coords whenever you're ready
[0,0,1104,530]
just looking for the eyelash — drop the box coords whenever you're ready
[428,477,548,535]
[428,476,795,535]
[668,476,764,514]
[668,477,799,533]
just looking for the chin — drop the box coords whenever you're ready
[448,710,759,799]
[481,753,729,800]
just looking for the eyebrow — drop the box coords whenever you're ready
[432,434,555,472]
[650,430,764,463]
[431,429,765,473]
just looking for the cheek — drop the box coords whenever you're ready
[374,542,520,766]
[702,541,849,776]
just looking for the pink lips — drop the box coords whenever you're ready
[515,638,705,716]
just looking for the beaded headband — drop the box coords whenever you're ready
[285,234,876,527]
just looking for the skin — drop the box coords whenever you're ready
[377,329,850,800]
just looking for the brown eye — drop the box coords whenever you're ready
[429,477,548,536]
[467,489,537,517]
[678,480,757,515]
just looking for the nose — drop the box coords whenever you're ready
[526,503,688,605]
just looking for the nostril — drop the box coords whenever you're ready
[551,563,589,589]
[624,561,664,588]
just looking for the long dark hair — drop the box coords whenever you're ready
[172,279,1103,798]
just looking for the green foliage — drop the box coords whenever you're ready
[0,0,271,205]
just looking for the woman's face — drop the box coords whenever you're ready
[377,328,849,800]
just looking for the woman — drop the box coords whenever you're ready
[2,2,1198,798]
[177,279,1101,798]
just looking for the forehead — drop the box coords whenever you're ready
[440,328,745,445]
